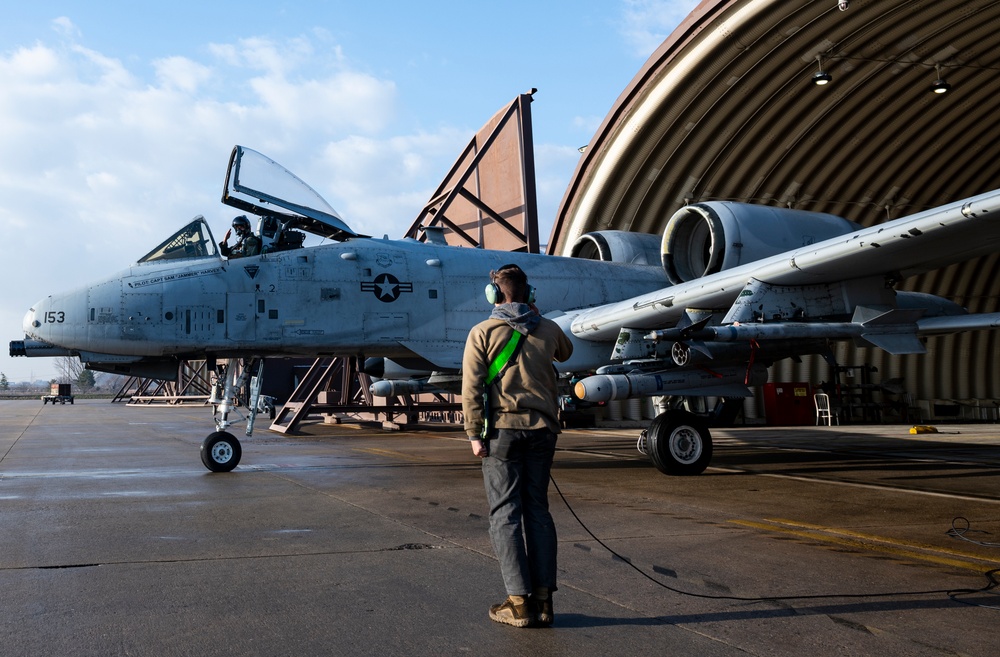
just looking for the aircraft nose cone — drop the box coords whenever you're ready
[23,297,63,345]
[23,305,41,336]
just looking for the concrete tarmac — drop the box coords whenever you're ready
[2,399,999,656]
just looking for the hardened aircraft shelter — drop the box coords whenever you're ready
[549,0,1000,410]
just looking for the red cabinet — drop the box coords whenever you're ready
[761,382,815,426]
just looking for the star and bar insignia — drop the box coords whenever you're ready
[361,273,413,303]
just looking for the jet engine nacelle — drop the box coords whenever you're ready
[661,202,859,285]
[570,230,662,265]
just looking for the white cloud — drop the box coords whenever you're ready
[0,43,62,79]
[154,56,212,93]
[51,16,81,40]
[247,69,396,135]
[206,42,240,67]
[314,128,470,237]
[71,44,135,87]
[620,0,697,58]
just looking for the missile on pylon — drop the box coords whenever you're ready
[369,379,434,397]
[574,364,768,402]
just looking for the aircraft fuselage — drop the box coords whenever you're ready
[23,236,669,373]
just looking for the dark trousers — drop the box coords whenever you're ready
[482,428,558,595]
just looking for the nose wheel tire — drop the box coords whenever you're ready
[201,431,242,472]
[645,410,712,476]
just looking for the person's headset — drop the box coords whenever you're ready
[484,266,535,304]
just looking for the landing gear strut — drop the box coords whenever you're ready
[639,409,713,475]
[201,358,265,472]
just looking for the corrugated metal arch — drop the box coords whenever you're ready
[550,0,1000,403]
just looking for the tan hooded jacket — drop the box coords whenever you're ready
[461,306,573,439]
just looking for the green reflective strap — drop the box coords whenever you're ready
[485,331,523,385]
[481,330,524,440]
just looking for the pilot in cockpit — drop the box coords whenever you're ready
[219,215,262,259]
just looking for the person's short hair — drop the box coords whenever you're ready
[491,264,529,304]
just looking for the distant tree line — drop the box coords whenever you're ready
[0,359,125,396]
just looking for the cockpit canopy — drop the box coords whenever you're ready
[138,216,219,264]
[222,145,362,242]
[137,146,364,265]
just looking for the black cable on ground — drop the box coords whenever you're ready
[944,518,1000,609]
[948,516,1000,548]
[550,475,998,605]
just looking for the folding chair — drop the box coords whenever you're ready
[815,392,838,425]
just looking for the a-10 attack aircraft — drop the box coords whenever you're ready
[11,146,1000,473]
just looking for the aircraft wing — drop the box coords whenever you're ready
[571,188,1000,341]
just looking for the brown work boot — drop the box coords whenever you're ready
[489,595,532,627]
[529,588,553,626]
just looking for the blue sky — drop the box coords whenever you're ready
[0,0,697,383]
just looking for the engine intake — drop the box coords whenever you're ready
[661,202,858,284]
[570,230,661,265]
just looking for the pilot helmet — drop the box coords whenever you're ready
[232,215,251,235]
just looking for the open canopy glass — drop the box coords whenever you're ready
[221,145,361,241]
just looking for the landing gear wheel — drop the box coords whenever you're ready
[200,431,242,472]
[645,410,712,476]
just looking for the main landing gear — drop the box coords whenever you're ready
[200,358,266,472]
[638,409,713,476]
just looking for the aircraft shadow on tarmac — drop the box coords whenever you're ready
[707,432,1000,478]
[657,596,984,625]
[651,425,1000,475]
[550,428,1000,479]
[550,596,973,629]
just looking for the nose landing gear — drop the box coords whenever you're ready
[201,358,265,472]
[200,431,242,473]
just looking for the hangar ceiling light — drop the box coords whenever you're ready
[931,64,951,94]
[812,55,832,86]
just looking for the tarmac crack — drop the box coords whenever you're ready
[4,544,458,572]
[0,404,44,465]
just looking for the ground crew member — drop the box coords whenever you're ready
[461,263,573,627]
